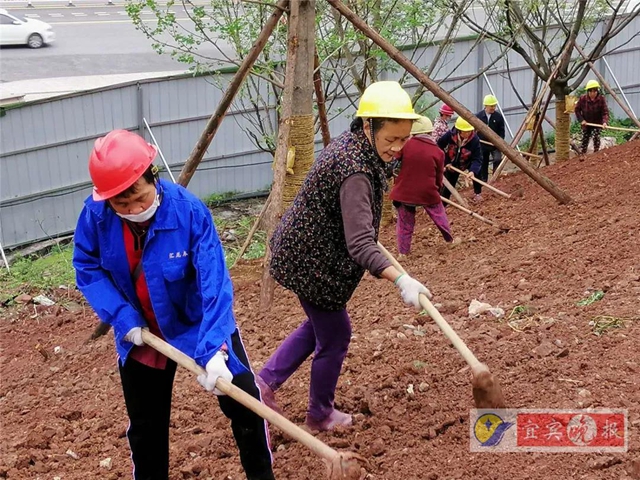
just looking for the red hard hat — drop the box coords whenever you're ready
[439,104,455,115]
[89,130,157,201]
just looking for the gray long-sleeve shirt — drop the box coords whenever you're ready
[340,173,392,277]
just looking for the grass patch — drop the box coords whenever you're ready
[589,315,638,336]
[576,290,605,307]
[0,243,75,301]
[219,214,266,268]
[503,304,555,332]
[204,191,240,207]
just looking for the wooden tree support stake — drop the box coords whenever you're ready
[314,50,331,147]
[326,0,572,204]
[177,0,289,188]
[490,47,569,182]
[480,140,541,159]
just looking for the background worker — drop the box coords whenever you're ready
[256,81,432,432]
[432,104,455,141]
[477,94,505,178]
[73,130,274,480]
[390,115,453,257]
[437,117,483,202]
[575,79,609,154]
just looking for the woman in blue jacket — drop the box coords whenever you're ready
[73,130,274,480]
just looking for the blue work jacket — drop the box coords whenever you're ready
[73,180,246,374]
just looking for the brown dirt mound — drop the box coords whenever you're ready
[2,141,640,479]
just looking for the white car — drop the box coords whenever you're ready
[0,8,55,48]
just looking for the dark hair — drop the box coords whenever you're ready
[350,117,403,133]
[113,165,158,199]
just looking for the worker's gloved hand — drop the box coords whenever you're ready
[124,327,144,346]
[602,123,608,129]
[197,350,233,396]
[395,274,432,310]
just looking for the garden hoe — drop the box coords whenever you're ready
[440,197,510,233]
[446,165,512,199]
[377,242,506,409]
[140,330,366,480]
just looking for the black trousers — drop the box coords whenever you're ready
[441,169,483,197]
[119,330,274,480]
[581,126,602,153]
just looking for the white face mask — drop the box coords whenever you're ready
[116,193,161,223]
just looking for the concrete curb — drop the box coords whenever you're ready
[0,70,188,103]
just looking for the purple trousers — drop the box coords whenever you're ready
[396,201,453,254]
[259,298,351,421]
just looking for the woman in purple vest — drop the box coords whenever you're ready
[256,82,432,432]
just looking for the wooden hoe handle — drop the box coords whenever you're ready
[376,242,482,370]
[584,122,640,133]
[446,165,511,199]
[140,330,340,463]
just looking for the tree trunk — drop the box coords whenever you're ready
[259,0,316,310]
[282,0,316,209]
[555,96,571,161]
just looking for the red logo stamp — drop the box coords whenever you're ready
[517,411,625,449]
[470,409,627,452]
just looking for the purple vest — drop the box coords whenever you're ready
[270,128,386,311]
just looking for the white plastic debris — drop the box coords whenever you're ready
[54,346,63,355]
[66,448,79,460]
[99,457,112,469]
[468,299,492,317]
[33,295,55,306]
[468,299,504,319]
[487,307,505,319]
[406,384,414,395]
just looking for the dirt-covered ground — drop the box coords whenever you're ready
[2,142,640,480]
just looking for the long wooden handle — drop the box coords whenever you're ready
[446,165,511,199]
[377,242,481,370]
[480,139,541,159]
[585,122,640,133]
[140,329,339,462]
[440,197,505,231]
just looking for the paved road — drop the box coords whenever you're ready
[0,1,233,82]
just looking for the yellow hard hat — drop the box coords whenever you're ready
[356,81,420,120]
[411,116,433,134]
[483,94,498,106]
[585,79,600,90]
[455,117,474,132]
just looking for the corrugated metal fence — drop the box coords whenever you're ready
[1,16,639,248]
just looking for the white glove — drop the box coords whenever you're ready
[197,350,233,396]
[124,327,144,346]
[395,274,432,310]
